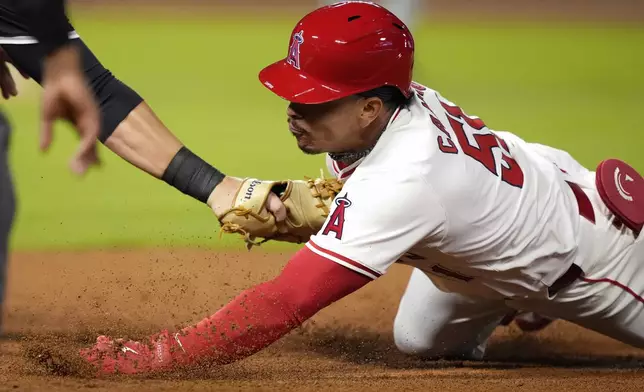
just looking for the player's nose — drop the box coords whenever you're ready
[287,104,303,120]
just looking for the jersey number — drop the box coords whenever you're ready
[440,102,524,188]
[412,84,524,188]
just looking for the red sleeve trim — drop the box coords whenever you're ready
[306,240,382,280]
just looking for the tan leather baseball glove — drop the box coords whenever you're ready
[215,177,343,249]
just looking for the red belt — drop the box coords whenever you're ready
[548,181,593,296]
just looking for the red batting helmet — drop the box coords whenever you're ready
[259,1,415,104]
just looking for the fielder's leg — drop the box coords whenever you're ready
[0,110,15,334]
[393,268,510,359]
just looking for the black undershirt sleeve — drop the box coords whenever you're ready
[14,0,70,55]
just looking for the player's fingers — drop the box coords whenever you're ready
[70,141,98,175]
[39,113,54,152]
[0,75,7,99]
[3,66,17,97]
[0,81,7,99]
[70,149,99,175]
[70,104,101,175]
[0,64,14,99]
[6,78,17,97]
[266,193,288,230]
[70,141,99,175]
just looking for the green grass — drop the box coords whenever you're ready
[3,10,643,251]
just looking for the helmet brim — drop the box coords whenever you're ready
[259,60,351,104]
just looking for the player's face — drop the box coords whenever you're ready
[286,97,380,155]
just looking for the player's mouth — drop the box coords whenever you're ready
[288,122,307,137]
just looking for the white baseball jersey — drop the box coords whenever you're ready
[307,82,594,299]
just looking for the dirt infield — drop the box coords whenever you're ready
[1,249,643,391]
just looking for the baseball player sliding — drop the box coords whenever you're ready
[77,2,644,374]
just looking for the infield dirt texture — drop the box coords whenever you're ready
[1,1,643,391]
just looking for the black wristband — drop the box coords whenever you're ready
[162,147,226,204]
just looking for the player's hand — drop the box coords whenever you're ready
[0,47,29,100]
[209,176,342,249]
[41,45,100,176]
[208,176,288,231]
[266,191,288,230]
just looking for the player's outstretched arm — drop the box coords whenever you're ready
[1,39,238,207]
[104,106,302,220]
[80,246,372,374]
[80,166,444,374]
[1,39,295,226]
[102,100,220,202]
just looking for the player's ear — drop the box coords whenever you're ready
[359,97,384,128]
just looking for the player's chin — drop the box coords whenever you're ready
[296,140,323,155]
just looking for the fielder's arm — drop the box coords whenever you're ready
[2,39,325,226]
[2,38,229,204]
[104,101,226,204]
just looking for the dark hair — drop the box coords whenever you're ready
[356,86,412,111]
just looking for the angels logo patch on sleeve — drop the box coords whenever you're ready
[286,30,304,70]
[308,172,446,281]
[321,195,352,240]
